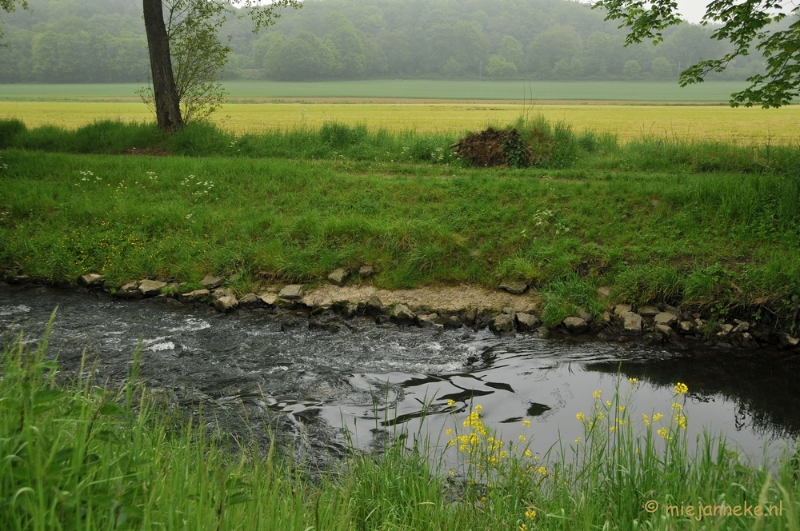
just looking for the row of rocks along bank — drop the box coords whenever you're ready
[6,268,799,353]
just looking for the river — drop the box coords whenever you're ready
[1,283,798,464]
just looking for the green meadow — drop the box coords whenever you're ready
[1,117,799,328]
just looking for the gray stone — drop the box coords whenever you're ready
[462,308,478,325]
[490,313,516,334]
[328,268,349,287]
[678,321,694,333]
[214,296,238,313]
[740,332,757,347]
[601,311,612,324]
[343,303,359,318]
[239,293,260,306]
[201,275,224,290]
[213,288,235,300]
[359,265,375,279]
[391,304,417,325]
[732,321,750,334]
[622,312,643,336]
[366,295,384,315]
[778,333,800,350]
[113,281,141,299]
[563,317,589,334]
[7,274,30,284]
[259,293,277,306]
[139,279,167,297]
[654,312,679,327]
[503,307,517,317]
[182,289,210,302]
[499,280,528,295]
[418,313,439,328]
[717,324,734,337]
[80,273,104,287]
[536,326,550,339]
[597,286,612,299]
[577,307,593,323]
[443,315,462,329]
[614,304,632,317]
[638,306,660,317]
[516,312,541,331]
[655,324,674,337]
[278,284,304,300]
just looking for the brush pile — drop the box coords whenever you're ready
[451,127,532,168]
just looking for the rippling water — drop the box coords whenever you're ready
[2,284,798,462]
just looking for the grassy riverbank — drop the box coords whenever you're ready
[2,118,800,329]
[2,319,799,531]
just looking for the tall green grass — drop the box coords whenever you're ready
[2,320,799,530]
[3,117,799,175]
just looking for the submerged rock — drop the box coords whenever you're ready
[490,313,516,334]
[391,304,417,325]
[366,295,384,315]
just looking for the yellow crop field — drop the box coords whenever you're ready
[1,101,798,144]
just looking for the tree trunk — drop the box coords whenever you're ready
[142,0,184,131]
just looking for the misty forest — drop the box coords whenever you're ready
[0,0,774,84]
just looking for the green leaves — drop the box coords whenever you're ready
[593,0,800,108]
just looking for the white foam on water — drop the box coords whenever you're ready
[169,318,211,333]
[0,304,31,316]
[146,342,175,352]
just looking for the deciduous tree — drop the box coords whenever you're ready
[141,0,299,132]
[593,0,800,107]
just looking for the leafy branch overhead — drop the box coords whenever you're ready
[592,0,800,107]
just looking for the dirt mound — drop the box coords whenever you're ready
[451,127,532,167]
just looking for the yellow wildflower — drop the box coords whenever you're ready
[629,377,638,384]
[671,403,682,410]
[652,413,664,422]
[447,399,455,406]
[523,419,531,427]
[618,405,625,412]
[537,466,547,475]
[525,508,537,519]
[597,412,605,420]
[606,400,612,407]
[593,390,602,398]
[674,382,688,395]
[642,414,650,426]
[474,404,483,411]
[524,449,532,457]
[446,428,452,435]
[657,427,671,439]
[519,524,528,531]
[519,434,526,442]
[576,412,585,421]
[575,437,581,444]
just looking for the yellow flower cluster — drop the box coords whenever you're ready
[674,382,689,395]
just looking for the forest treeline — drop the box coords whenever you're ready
[0,0,770,84]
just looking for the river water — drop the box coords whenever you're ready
[1,284,798,463]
